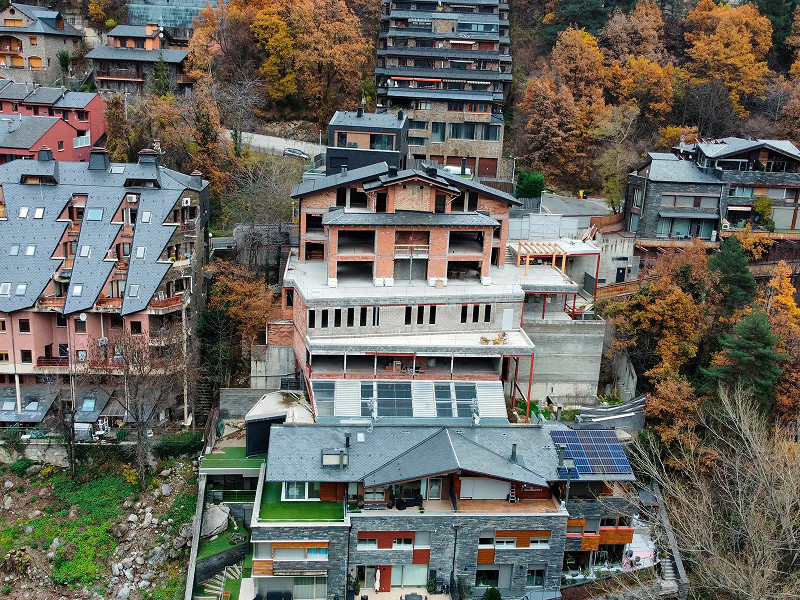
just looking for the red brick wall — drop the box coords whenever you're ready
[292,293,309,375]
[267,322,293,346]
[357,531,415,549]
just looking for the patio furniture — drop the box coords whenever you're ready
[406,594,423,600]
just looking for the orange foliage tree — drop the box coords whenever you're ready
[601,0,665,64]
[208,261,274,347]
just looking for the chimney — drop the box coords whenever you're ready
[460,157,467,175]
[190,169,203,190]
[425,166,437,177]
[345,433,351,448]
[398,109,404,121]
[388,165,398,177]
[510,443,517,462]
[138,148,159,166]
[356,107,363,118]
[339,448,345,470]
[556,406,562,421]
[558,445,565,467]
[37,146,53,161]
[2,117,13,133]
[340,166,347,175]
[88,147,110,171]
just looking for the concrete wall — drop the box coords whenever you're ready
[250,341,295,390]
[519,319,605,404]
[611,351,637,401]
[595,233,638,285]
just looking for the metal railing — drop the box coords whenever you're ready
[394,243,430,256]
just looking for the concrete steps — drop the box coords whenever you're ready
[201,573,225,596]
[224,564,242,580]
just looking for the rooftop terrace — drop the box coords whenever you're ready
[257,481,345,523]
[199,446,266,477]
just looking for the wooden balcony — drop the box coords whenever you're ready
[96,70,145,82]
[148,295,183,309]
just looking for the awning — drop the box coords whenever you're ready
[390,77,441,82]
[658,211,719,220]
[727,205,753,212]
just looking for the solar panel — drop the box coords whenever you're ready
[557,466,580,479]
[551,429,633,476]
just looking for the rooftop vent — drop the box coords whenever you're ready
[138,148,159,166]
[511,443,517,462]
[88,147,110,171]
[37,146,53,162]
[425,166,437,177]
[398,109,404,121]
[357,107,363,118]
[190,170,203,190]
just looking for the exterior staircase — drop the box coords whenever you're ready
[194,561,244,600]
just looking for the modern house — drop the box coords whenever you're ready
[0,146,209,419]
[0,81,107,158]
[242,421,637,600]
[326,109,409,175]
[0,2,82,85]
[86,23,192,94]
[624,138,800,254]
[375,0,512,177]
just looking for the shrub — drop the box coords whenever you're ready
[426,577,436,594]
[153,431,204,460]
[482,587,501,600]
[516,170,545,199]
[457,576,473,600]
[122,463,138,487]
[40,465,57,479]
[9,458,34,477]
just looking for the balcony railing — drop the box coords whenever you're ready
[95,297,122,308]
[96,69,145,81]
[148,295,183,309]
[38,296,66,307]
[73,134,91,148]
[36,356,69,368]
[394,243,430,256]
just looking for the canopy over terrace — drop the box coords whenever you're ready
[516,240,570,275]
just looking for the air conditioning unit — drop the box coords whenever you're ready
[181,197,191,207]
[126,194,138,203]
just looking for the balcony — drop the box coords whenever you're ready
[73,133,91,148]
[95,297,122,311]
[256,481,345,523]
[148,295,183,310]
[36,356,69,368]
[394,243,429,257]
[96,69,145,82]
[37,296,66,308]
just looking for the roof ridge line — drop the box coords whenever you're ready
[362,427,452,479]
[448,429,549,482]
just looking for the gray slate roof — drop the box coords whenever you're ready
[0,156,207,314]
[265,424,634,486]
[695,137,800,161]
[0,82,99,108]
[53,92,97,110]
[0,115,71,149]
[0,81,32,101]
[292,162,389,197]
[330,110,407,130]
[644,154,722,185]
[0,3,81,37]
[73,388,111,423]
[322,208,499,227]
[108,24,153,38]
[128,0,211,29]
[86,47,189,64]
[24,86,66,105]
[0,386,58,423]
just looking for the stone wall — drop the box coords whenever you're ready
[195,541,249,583]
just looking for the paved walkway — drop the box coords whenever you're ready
[223,129,325,157]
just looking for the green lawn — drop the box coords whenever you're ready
[201,446,266,470]
[224,574,242,600]
[258,481,344,522]
[197,519,249,561]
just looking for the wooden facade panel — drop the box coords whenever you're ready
[599,527,635,545]
[272,541,329,550]
[253,560,274,576]
[412,548,431,565]
[581,534,600,551]
[477,548,495,564]
[567,519,586,528]
[320,482,346,502]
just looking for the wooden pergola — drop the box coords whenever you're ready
[516,240,568,275]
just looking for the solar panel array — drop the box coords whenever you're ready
[551,429,633,476]
[556,466,580,479]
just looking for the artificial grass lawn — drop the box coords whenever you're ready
[201,446,266,469]
[258,481,344,522]
[197,519,248,561]
[224,574,242,600]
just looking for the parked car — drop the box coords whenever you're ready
[283,148,310,160]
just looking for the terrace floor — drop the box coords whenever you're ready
[200,445,266,472]
[258,481,345,523]
[351,496,564,516]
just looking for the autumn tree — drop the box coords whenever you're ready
[601,0,665,64]
[105,93,133,163]
[251,6,297,101]
[550,27,606,104]
[734,223,774,259]
[710,235,757,314]
[684,0,773,116]
[593,103,640,212]
[645,376,704,450]
[615,57,675,119]
[701,310,784,412]
[656,125,698,151]
[208,261,273,347]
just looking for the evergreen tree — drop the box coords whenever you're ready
[701,310,784,412]
[542,0,608,44]
[710,236,757,314]
[148,54,171,97]
[516,171,545,199]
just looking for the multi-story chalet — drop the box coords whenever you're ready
[239,421,636,600]
[625,137,800,255]
[0,2,82,85]
[376,0,511,177]
[326,109,409,175]
[0,114,80,163]
[86,23,192,94]
[0,147,208,420]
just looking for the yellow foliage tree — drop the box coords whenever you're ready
[734,224,774,260]
[208,261,274,347]
[601,0,665,64]
[657,125,698,151]
[252,7,297,101]
[617,56,675,118]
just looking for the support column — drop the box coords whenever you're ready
[526,354,535,423]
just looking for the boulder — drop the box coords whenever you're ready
[172,536,186,550]
[3,481,12,489]
[117,584,131,599]
[178,523,193,540]
[142,513,153,527]
[3,497,11,511]
[200,504,230,539]
[127,514,138,523]
[160,484,172,497]
[159,469,171,477]
[121,557,133,569]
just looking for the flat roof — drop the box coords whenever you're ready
[245,391,314,424]
[330,110,407,129]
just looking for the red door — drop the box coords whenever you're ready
[478,158,498,177]
[377,566,392,592]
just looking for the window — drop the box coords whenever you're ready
[730,186,754,198]
[630,214,639,232]
[393,538,413,550]
[130,321,142,335]
[495,537,516,547]
[141,211,152,223]
[18,319,30,333]
[33,207,44,219]
[306,547,328,560]
[321,309,328,328]
[314,382,334,416]
[135,246,146,259]
[431,121,445,143]
[375,382,413,416]
[346,307,354,326]
[283,481,322,501]
[360,307,368,326]
[73,284,83,296]
[15,284,26,296]
[526,568,545,587]
[429,305,436,324]
[408,119,428,130]
[334,309,341,327]
[600,516,619,527]
[372,306,380,326]
[75,319,86,334]
[79,245,91,258]
[484,305,491,322]
[448,102,464,112]
[405,306,413,325]
[29,36,37,45]
[57,141,64,151]
[128,284,140,298]
[417,305,424,325]
[0,318,4,332]
[408,137,427,146]
[86,208,103,221]
[363,487,385,501]
[308,310,316,329]
[529,536,550,548]
[361,381,374,417]
[461,305,468,323]
[478,536,495,547]
[20,350,32,364]
[475,569,499,588]
[24,245,35,256]
[9,245,18,256]
[1,396,13,408]
[370,134,394,151]
[415,100,431,110]
[273,547,306,561]
[11,103,17,112]
[81,398,96,412]
[0,351,7,362]
[76,349,87,361]
[18,206,28,219]
[0,283,9,296]
[357,538,378,550]
[473,305,480,323]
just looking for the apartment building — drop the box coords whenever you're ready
[0,2,82,85]
[242,421,636,600]
[0,147,209,422]
[625,137,800,252]
[376,0,511,177]
[86,23,192,94]
[0,81,107,159]
[326,109,409,175]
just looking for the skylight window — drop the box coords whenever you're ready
[81,398,95,412]
[135,247,146,259]
[9,245,19,256]
[23,401,38,412]
[79,245,91,258]
[15,284,26,296]
[0,283,9,296]
[18,206,28,218]
[33,207,44,219]
[73,284,83,296]
[128,284,140,297]
[141,211,152,224]
[24,245,35,256]
[110,165,125,174]
[86,208,103,221]
[1,399,15,411]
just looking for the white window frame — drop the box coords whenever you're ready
[495,537,516,548]
[363,487,385,501]
[73,284,83,296]
[18,206,28,218]
[24,245,35,256]
[528,537,550,549]
[0,283,10,296]
[33,207,44,219]
[357,538,378,550]
[392,538,414,550]
[128,284,140,298]
[281,481,321,502]
[141,211,152,224]
[135,246,146,259]
[15,284,26,296]
[306,547,328,561]
[9,245,19,256]
[86,207,103,221]
[79,245,91,258]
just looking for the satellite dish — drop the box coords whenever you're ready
[79,312,87,322]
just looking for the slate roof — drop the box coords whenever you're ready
[108,24,154,38]
[0,155,208,314]
[362,167,460,192]
[330,110,407,130]
[643,154,722,185]
[292,162,389,197]
[0,81,31,101]
[24,86,66,105]
[436,169,522,205]
[265,424,635,486]
[0,82,99,108]
[322,208,499,227]
[128,0,211,29]
[0,3,81,37]
[694,137,800,161]
[73,388,111,423]
[0,115,71,150]
[0,386,58,423]
[53,92,97,110]
[86,46,189,64]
